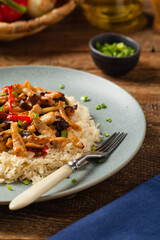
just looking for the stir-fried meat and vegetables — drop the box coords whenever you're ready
[0,81,84,157]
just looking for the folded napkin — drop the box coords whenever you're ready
[47,174,160,240]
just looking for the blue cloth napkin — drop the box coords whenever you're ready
[47,174,160,240]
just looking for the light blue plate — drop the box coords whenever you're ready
[0,66,146,204]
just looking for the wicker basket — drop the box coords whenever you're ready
[0,0,79,41]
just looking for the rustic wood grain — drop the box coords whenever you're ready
[0,0,160,239]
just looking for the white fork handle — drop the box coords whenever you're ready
[9,164,73,210]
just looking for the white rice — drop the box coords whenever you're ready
[0,97,101,184]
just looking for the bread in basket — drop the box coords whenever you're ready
[0,0,79,41]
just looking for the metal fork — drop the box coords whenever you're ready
[9,132,127,211]
[68,132,127,171]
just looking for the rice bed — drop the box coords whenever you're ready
[0,97,101,184]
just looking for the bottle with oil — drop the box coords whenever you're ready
[81,0,147,32]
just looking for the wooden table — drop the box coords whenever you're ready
[0,1,159,239]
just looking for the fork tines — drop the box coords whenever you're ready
[96,132,127,153]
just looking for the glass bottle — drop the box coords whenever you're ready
[81,0,147,32]
[151,0,160,34]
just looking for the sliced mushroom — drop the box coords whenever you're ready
[58,101,81,131]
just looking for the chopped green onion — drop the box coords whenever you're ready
[91,145,97,150]
[101,103,106,109]
[17,127,21,133]
[1,0,27,14]
[80,96,88,102]
[95,42,102,51]
[106,118,112,123]
[98,159,104,163]
[61,130,67,138]
[37,152,42,156]
[104,133,110,137]
[96,105,101,110]
[59,84,65,89]
[0,107,4,112]
[7,184,12,191]
[63,101,66,108]
[66,176,70,179]
[34,112,39,119]
[22,179,30,185]
[71,179,76,183]
[18,119,23,126]
[1,93,6,96]
[12,91,18,97]
[95,41,136,58]
[43,135,47,138]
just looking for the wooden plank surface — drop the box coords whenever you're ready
[0,0,160,239]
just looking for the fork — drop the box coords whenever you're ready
[9,132,127,210]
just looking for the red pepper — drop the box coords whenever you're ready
[3,86,14,113]
[6,114,31,123]
[27,145,48,157]
[0,7,4,21]
[0,0,28,22]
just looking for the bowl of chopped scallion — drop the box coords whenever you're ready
[89,33,140,76]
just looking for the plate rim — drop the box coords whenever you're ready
[0,65,146,205]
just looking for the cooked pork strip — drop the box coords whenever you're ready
[25,142,45,149]
[23,88,35,97]
[49,137,68,148]
[11,122,28,157]
[0,130,11,141]
[33,118,56,139]
[23,135,49,145]
[67,128,84,149]
[40,112,55,125]
[6,138,13,148]
[29,104,42,120]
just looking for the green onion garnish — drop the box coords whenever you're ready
[98,159,104,163]
[63,101,66,108]
[18,119,23,126]
[106,118,112,123]
[66,176,70,179]
[59,84,65,89]
[22,179,30,185]
[80,96,88,102]
[91,146,96,150]
[104,133,110,137]
[12,91,18,97]
[17,126,21,133]
[61,130,67,138]
[1,93,6,96]
[95,41,136,58]
[71,179,76,183]
[0,107,4,112]
[37,152,42,156]
[96,105,101,110]
[34,112,39,119]
[101,103,106,109]
[7,184,12,191]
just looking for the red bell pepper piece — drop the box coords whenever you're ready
[0,7,4,21]
[6,114,31,123]
[0,0,28,22]
[3,86,14,113]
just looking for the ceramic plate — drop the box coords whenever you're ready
[0,66,146,204]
